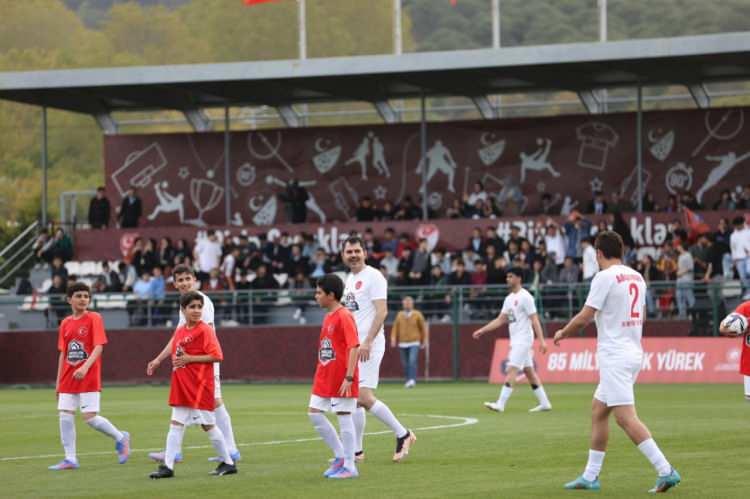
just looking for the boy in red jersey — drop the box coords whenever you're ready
[308,274,360,479]
[719,300,750,400]
[147,291,236,479]
[49,282,130,471]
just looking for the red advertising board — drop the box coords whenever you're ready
[488,338,744,384]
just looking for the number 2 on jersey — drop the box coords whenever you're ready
[628,283,640,319]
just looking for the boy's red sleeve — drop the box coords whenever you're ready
[202,324,224,361]
[341,311,360,349]
[91,313,108,347]
[57,319,66,352]
[736,301,750,318]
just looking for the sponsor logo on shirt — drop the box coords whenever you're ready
[319,338,335,365]
[507,310,517,323]
[342,292,359,312]
[66,340,88,365]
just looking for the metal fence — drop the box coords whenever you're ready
[1,280,745,334]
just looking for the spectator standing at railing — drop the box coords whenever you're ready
[544,222,566,267]
[390,296,428,389]
[675,242,695,319]
[581,238,599,281]
[635,255,660,317]
[88,187,111,229]
[195,230,223,285]
[117,262,136,292]
[563,212,592,261]
[173,238,192,263]
[99,261,122,292]
[408,239,431,285]
[117,188,142,228]
[157,237,175,269]
[713,218,733,279]
[250,264,278,325]
[730,216,750,299]
[221,246,240,291]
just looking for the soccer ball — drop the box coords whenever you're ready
[721,313,748,336]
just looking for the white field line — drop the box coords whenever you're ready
[0,414,478,463]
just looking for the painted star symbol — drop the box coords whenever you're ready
[373,185,388,200]
[589,176,603,193]
[178,167,190,180]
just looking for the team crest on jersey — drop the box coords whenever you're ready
[77,326,88,337]
[66,340,88,365]
[319,338,335,365]
[355,281,363,290]
[342,292,359,312]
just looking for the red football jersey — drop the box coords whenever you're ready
[57,312,108,394]
[735,301,750,376]
[168,321,223,410]
[312,307,360,398]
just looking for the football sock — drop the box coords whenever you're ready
[86,415,124,442]
[214,404,239,453]
[497,385,513,408]
[165,424,185,470]
[533,386,551,407]
[206,427,234,466]
[370,400,408,439]
[59,412,77,462]
[353,407,366,453]
[337,413,356,471]
[308,413,344,458]
[637,438,671,476]
[582,449,605,482]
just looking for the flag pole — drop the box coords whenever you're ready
[393,0,402,55]
[298,0,306,60]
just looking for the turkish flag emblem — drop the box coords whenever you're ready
[355,281,363,290]
[120,232,139,258]
[415,224,440,252]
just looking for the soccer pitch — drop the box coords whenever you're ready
[1,382,745,498]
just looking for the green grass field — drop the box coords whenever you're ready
[0,382,746,498]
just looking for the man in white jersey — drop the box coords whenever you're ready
[553,231,681,493]
[147,264,241,464]
[341,236,416,462]
[472,267,551,412]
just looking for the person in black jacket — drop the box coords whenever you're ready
[117,188,142,228]
[88,186,111,229]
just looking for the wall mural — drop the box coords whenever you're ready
[104,107,750,227]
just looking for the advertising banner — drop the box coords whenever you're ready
[488,337,744,384]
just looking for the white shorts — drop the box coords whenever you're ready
[58,392,100,413]
[358,348,385,390]
[594,362,641,407]
[744,375,750,399]
[507,343,534,369]
[171,406,216,426]
[213,362,222,399]
[308,394,357,413]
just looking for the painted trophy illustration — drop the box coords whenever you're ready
[185,178,224,227]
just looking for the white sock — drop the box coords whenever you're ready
[637,438,672,476]
[86,415,124,442]
[164,424,185,470]
[308,413,344,458]
[498,385,513,408]
[337,413,356,471]
[353,407,366,453]
[370,400,407,439]
[533,386,551,408]
[582,449,605,481]
[207,426,234,465]
[59,412,77,462]
[214,404,238,454]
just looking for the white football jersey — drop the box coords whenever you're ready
[501,288,537,345]
[178,290,215,328]
[343,265,387,351]
[585,264,645,366]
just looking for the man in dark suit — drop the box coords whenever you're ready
[88,186,111,229]
[118,188,142,228]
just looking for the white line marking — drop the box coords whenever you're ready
[0,414,477,463]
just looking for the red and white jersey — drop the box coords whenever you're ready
[57,312,108,394]
[584,264,646,366]
[168,321,223,410]
[501,288,536,346]
[312,307,359,398]
[343,265,387,351]
[734,301,750,376]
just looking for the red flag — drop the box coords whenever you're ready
[243,0,279,5]
[450,0,458,5]
[683,207,710,243]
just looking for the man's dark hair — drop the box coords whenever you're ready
[732,216,745,227]
[96,186,105,192]
[173,264,195,277]
[342,235,365,251]
[595,230,624,260]
[507,267,524,281]
[316,273,344,301]
[180,291,204,309]
[66,281,91,298]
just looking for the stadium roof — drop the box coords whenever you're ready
[1,31,749,123]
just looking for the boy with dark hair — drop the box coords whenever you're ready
[147,291,236,479]
[49,282,130,470]
[308,274,360,479]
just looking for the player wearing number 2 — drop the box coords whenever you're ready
[553,231,681,493]
[718,300,750,401]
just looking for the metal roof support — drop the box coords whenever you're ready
[687,83,711,109]
[93,112,118,135]
[471,96,498,119]
[183,108,212,132]
[578,90,603,114]
[277,105,301,127]
[374,100,400,123]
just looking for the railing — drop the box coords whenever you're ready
[0,220,40,289]
[0,281,744,335]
